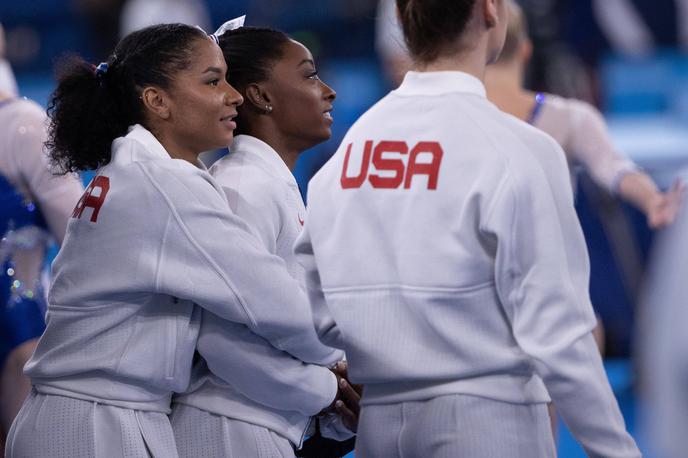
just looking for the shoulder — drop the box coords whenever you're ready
[491,109,571,191]
[151,162,224,204]
[493,106,565,161]
[549,94,600,116]
[5,99,47,137]
[209,150,284,240]
[9,98,46,121]
[210,152,282,205]
[211,150,273,184]
[541,94,604,127]
[3,100,49,176]
[347,92,397,132]
[112,147,228,214]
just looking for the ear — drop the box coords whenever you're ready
[483,0,499,28]
[141,86,170,120]
[244,83,273,112]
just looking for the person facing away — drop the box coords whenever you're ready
[293,0,642,457]
[5,23,339,458]
[171,24,359,458]
[485,0,684,229]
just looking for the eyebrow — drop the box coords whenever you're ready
[202,66,224,74]
[297,59,315,68]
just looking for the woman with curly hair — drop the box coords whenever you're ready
[6,23,338,458]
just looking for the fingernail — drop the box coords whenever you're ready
[339,378,347,388]
[336,400,344,408]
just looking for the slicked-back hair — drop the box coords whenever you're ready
[396,0,477,64]
[218,26,291,90]
[217,26,291,135]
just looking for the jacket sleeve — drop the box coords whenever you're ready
[482,138,640,458]
[142,163,335,364]
[12,108,83,244]
[293,220,345,350]
[197,309,342,416]
[318,413,356,441]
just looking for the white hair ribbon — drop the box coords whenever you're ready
[210,15,246,43]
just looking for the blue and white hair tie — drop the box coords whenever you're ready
[94,62,108,77]
[94,62,108,87]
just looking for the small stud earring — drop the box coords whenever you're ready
[265,105,273,113]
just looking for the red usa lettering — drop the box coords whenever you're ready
[71,175,110,222]
[340,140,443,190]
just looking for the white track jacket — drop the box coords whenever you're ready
[175,135,345,446]
[25,125,334,412]
[294,71,640,457]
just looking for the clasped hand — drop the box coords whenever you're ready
[322,361,362,432]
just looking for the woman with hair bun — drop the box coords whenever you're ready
[294,0,641,456]
[171,24,358,458]
[6,23,338,458]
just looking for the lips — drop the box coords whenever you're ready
[220,112,237,129]
[323,107,333,122]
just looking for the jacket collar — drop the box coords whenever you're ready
[125,124,170,160]
[124,124,207,169]
[230,135,296,186]
[394,71,487,98]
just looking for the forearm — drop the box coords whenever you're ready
[199,314,341,416]
[617,171,662,216]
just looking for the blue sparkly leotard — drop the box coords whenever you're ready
[0,172,49,368]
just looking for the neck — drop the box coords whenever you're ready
[153,130,200,165]
[484,61,525,92]
[242,123,302,171]
[415,51,486,82]
[413,28,494,82]
[165,148,200,165]
[484,63,536,122]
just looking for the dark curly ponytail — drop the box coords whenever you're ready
[395,0,477,64]
[46,23,208,173]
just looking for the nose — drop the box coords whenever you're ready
[224,80,244,107]
[321,80,336,102]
